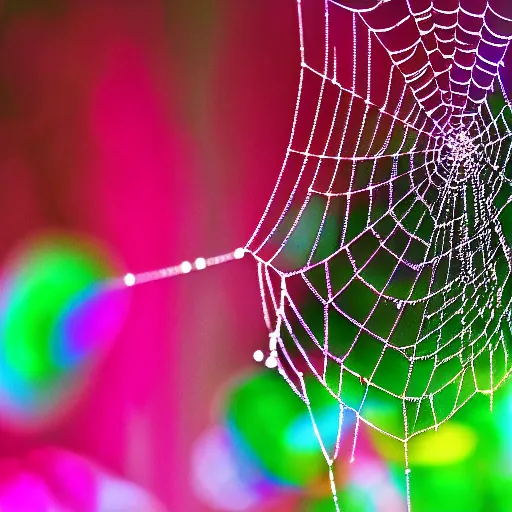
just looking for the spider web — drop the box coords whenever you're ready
[245,0,512,509]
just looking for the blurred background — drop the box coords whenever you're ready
[0,0,511,511]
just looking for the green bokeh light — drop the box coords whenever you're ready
[0,232,127,423]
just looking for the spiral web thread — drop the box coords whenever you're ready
[244,0,512,509]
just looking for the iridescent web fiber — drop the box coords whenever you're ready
[245,0,512,509]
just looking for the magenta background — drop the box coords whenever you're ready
[0,1,300,510]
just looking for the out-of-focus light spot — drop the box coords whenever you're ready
[97,474,167,512]
[286,406,340,453]
[350,457,388,490]
[191,426,268,511]
[225,372,337,488]
[407,423,477,466]
[0,231,130,428]
[0,472,55,510]
[7,446,167,511]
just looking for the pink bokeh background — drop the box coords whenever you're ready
[0,0,299,510]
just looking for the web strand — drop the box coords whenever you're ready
[121,247,247,288]
[121,1,512,509]
[244,0,512,509]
